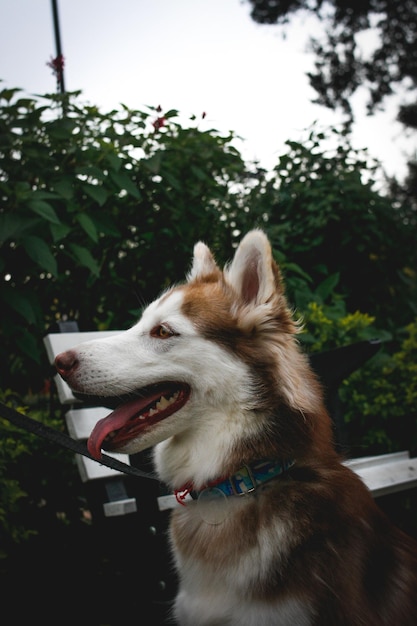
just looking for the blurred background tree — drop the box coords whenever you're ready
[249,126,417,331]
[244,0,417,208]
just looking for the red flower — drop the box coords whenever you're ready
[47,54,65,80]
[152,116,166,131]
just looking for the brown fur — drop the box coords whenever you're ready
[169,233,417,624]
[56,229,417,625]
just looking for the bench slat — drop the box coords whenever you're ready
[345,452,417,498]
[75,452,132,482]
[104,498,138,517]
[66,407,110,440]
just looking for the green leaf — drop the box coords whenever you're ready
[0,289,38,324]
[49,222,72,243]
[163,170,182,191]
[109,170,141,199]
[68,243,100,276]
[54,180,74,200]
[75,165,106,181]
[31,190,59,200]
[90,213,121,237]
[143,153,162,174]
[22,235,58,276]
[0,214,33,245]
[190,165,207,181]
[0,87,21,102]
[81,183,108,206]
[283,262,312,282]
[76,213,99,242]
[14,181,31,198]
[15,98,36,109]
[16,330,41,363]
[164,109,179,118]
[316,273,340,301]
[27,200,60,224]
[105,152,123,172]
[47,117,77,139]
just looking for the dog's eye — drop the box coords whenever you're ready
[151,324,176,339]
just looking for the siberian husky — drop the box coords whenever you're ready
[55,229,417,625]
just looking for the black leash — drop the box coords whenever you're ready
[0,401,159,482]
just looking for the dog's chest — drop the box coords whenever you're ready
[169,499,310,625]
[174,586,312,626]
[170,495,294,566]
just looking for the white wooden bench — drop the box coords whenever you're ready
[44,330,140,517]
[44,330,417,516]
[345,452,417,498]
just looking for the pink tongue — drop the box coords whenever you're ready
[87,395,153,460]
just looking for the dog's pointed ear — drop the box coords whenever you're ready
[226,229,282,305]
[187,241,220,281]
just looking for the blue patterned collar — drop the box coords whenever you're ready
[175,459,294,505]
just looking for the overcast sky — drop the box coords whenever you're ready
[0,0,413,183]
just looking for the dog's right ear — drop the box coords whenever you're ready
[187,242,220,281]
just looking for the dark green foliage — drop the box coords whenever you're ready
[0,389,84,552]
[255,127,417,332]
[0,87,259,394]
[340,319,417,458]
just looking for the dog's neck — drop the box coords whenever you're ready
[174,458,294,505]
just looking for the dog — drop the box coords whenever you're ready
[55,229,417,625]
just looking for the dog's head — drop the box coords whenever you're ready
[55,230,330,488]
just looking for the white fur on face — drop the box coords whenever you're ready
[62,288,260,483]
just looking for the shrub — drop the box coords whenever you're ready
[341,319,417,457]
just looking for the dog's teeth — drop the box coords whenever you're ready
[156,396,170,410]
[156,392,180,411]
[134,391,181,422]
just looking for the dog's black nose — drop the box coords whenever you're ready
[55,350,79,379]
